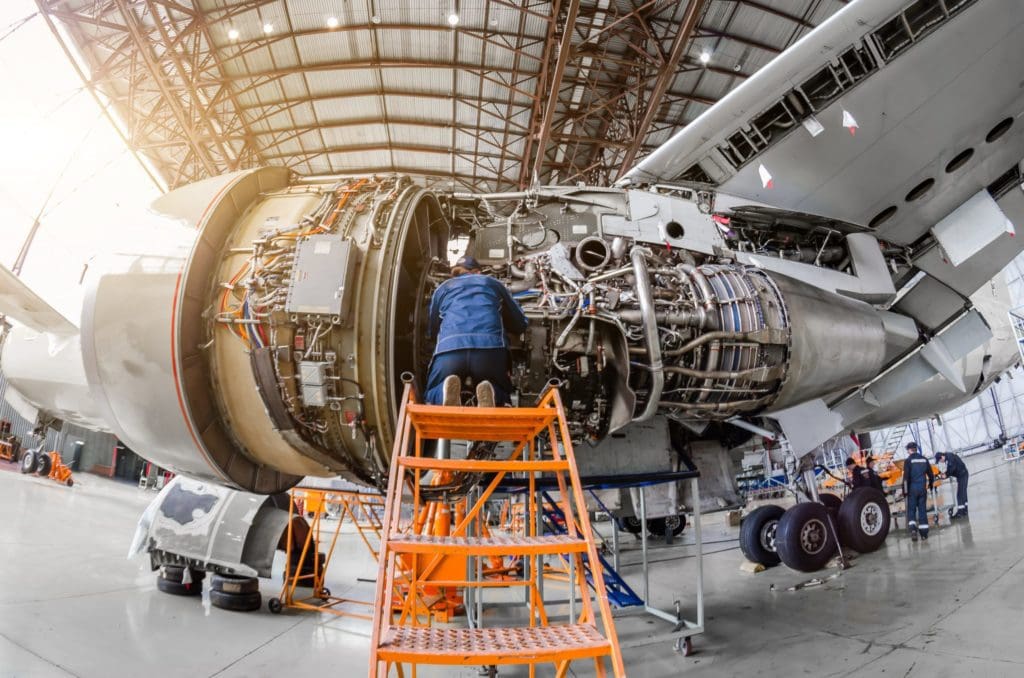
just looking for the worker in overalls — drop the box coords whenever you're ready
[902,442,935,541]
[864,455,885,493]
[425,256,528,407]
[935,451,970,520]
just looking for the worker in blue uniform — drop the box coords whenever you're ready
[425,255,529,407]
[935,451,970,519]
[902,441,935,541]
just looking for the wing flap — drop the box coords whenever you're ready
[0,264,77,336]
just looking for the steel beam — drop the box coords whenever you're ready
[616,0,708,178]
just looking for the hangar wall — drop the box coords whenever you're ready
[0,372,118,473]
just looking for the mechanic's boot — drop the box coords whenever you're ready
[910,526,919,542]
[920,528,929,541]
[953,509,968,520]
[476,380,495,408]
[442,375,461,407]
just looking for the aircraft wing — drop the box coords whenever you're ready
[620,0,1024,248]
[0,263,78,336]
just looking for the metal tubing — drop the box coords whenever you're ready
[631,249,664,422]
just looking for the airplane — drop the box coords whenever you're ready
[1,0,1023,576]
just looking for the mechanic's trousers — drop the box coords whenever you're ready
[425,348,513,405]
[952,473,969,511]
[907,488,929,534]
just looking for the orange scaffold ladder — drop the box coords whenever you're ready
[369,382,625,677]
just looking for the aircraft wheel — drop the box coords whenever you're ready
[838,488,890,552]
[739,504,785,567]
[211,574,259,595]
[35,454,52,477]
[156,567,203,596]
[776,502,837,572]
[819,492,842,520]
[20,450,37,474]
[210,589,261,612]
[621,516,642,534]
[664,513,687,536]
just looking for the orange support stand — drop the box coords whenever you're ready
[268,488,382,618]
[369,382,625,677]
[47,452,74,486]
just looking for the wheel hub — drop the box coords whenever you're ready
[860,502,883,536]
[760,520,779,552]
[799,518,827,555]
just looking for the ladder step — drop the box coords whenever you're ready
[387,533,588,556]
[399,457,569,472]
[406,404,558,441]
[377,624,611,665]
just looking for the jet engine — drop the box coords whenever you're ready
[1,169,997,496]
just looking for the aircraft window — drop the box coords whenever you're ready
[986,117,1014,143]
[945,148,974,173]
[869,205,898,229]
[905,178,934,202]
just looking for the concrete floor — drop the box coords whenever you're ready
[2,451,1023,677]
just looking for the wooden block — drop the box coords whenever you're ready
[740,560,766,574]
[726,510,742,527]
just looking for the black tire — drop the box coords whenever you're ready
[776,502,838,572]
[838,487,891,553]
[665,513,687,536]
[646,517,667,535]
[159,565,205,582]
[211,574,259,595]
[156,573,202,596]
[621,516,642,534]
[210,589,262,612]
[646,515,686,537]
[20,450,37,474]
[739,505,785,566]
[819,492,842,519]
[35,454,52,477]
[284,551,326,585]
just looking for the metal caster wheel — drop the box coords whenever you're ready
[674,637,693,656]
[268,597,283,614]
[319,587,331,601]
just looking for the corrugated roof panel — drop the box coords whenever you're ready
[387,94,451,123]
[277,73,309,99]
[327,149,393,169]
[320,123,390,147]
[304,69,379,95]
[381,67,452,96]
[389,123,450,149]
[312,95,383,120]
[375,27,444,62]
[403,151,453,173]
[294,31,368,64]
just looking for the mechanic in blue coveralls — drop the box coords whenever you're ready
[902,441,936,542]
[425,256,529,407]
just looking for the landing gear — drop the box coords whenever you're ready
[20,450,37,474]
[775,502,837,572]
[210,573,261,611]
[818,492,842,519]
[155,565,205,596]
[837,488,890,552]
[647,514,687,538]
[739,504,785,567]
